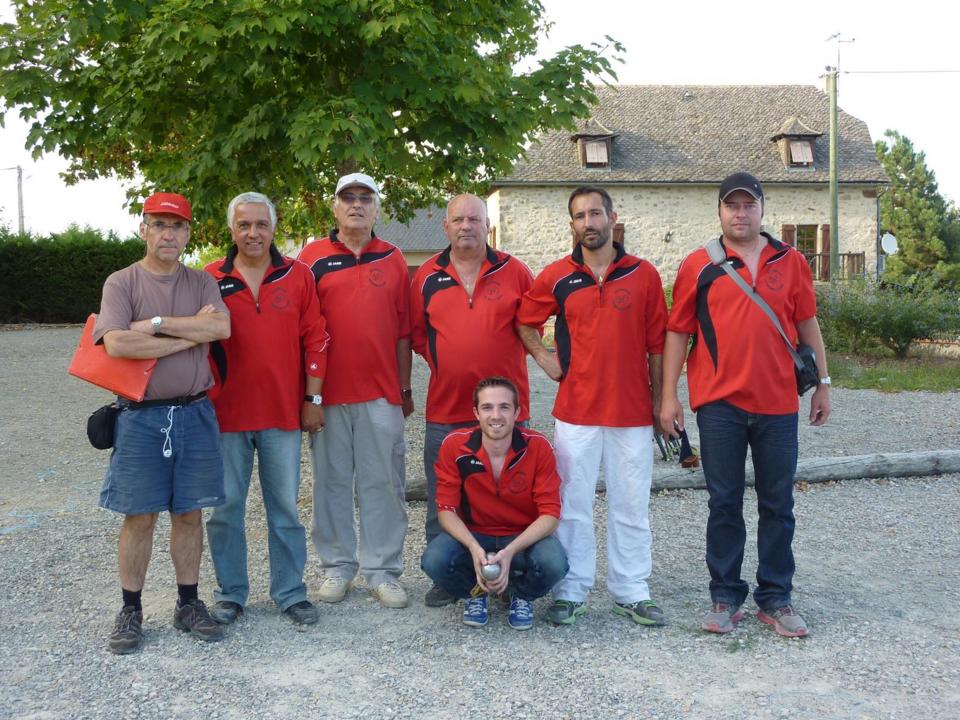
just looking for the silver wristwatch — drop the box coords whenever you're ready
[151,316,163,334]
[819,376,832,386]
[304,394,323,405]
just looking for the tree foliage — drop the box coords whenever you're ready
[875,130,960,288]
[0,0,622,243]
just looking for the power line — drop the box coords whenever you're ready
[844,69,960,75]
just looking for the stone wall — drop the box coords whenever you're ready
[488,184,879,283]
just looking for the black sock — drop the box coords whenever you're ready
[177,583,198,605]
[122,588,142,611]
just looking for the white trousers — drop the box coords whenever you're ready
[552,420,654,603]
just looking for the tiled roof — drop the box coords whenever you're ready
[375,206,448,252]
[495,85,887,186]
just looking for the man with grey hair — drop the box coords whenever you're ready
[204,191,329,627]
[298,173,414,609]
[410,193,535,607]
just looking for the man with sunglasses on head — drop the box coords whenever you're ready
[94,192,231,654]
[298,173,414,609]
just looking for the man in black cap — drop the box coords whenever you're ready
[660,172,831,638]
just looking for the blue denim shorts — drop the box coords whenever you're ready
[99,397,225,516]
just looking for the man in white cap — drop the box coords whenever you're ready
[298,173,414,608]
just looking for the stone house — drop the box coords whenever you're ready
[487,85,889,283]
[375,206,448,275]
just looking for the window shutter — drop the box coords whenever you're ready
[781,224,796,247]
[614,222,625,247]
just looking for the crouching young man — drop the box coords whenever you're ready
[420,377,568,630]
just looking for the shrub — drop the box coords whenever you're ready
[818,279,960,358]
[0,225,143,323]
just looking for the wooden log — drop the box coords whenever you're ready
[648,450,960,492]
[403,450,960,500]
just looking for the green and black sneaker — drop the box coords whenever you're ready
[547,599,587,626]
[612,599,666,626]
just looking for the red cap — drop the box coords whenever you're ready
[143,192,192,221]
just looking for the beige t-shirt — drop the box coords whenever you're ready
[93,262,228,400]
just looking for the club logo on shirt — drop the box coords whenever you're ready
[368,268,387,287]
[469,458,484,469]
[764,268,784,292]
[507,470,527,494]
[271,288,290,310]
[612,288,632,311]
[482,281,502,302]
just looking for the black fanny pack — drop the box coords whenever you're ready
[87,403,121,449]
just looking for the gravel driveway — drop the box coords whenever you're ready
[1,326,958,719]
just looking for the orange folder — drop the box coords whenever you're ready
[68,314,157,401]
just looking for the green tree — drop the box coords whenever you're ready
[875,130,960,288]
[0,0,622,244]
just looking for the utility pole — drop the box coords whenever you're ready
[825,33,854,282]
[1,165,25,234]
[17,165,24,235]
[827,66,839,281]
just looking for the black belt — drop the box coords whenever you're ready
[125,391,206,409]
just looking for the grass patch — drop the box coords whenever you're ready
[829,354,960,392]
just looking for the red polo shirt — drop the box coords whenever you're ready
[298,231,411,405]
[518,243,667,427]
[667,233,817,414]
[411,245,533,424]
[205,245,328,432]
[435,426,561,537]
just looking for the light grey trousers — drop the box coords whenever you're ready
[310,398,408,588]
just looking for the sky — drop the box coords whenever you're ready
[1,0,958,236]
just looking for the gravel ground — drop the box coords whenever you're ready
[1,326,959,719]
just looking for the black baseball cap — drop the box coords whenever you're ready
[719,172,764,202]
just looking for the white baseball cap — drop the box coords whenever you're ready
[335,172,380,196]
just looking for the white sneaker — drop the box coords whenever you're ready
[317,575,349,603]
[372,581,409,609]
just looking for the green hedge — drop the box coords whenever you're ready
[817,279,960,358]
[0,226,144,323]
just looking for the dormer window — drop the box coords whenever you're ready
[772,117,822,169]
[571,119,617,170]
[582,139,610,167]
[790,140,813,165]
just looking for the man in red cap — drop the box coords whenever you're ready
[298,173,414,609]
[94,192,231,654]
[660,171,831,638]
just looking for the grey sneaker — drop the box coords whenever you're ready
[546,599,587,626]
[108,606,143,654]
[613,599,666,626]
[173,599,224,642]
[424,584,457,607]
[210,600,243,625]
[701,602,744,634]
[757,605,809,637]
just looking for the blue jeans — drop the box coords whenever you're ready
[420,531,568,601]
[206,429,307,611]
[696,401,799,611]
